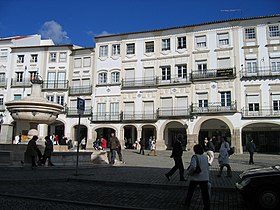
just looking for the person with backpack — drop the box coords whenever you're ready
[217,137,232,177]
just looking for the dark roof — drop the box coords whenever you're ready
[95,14,280,39]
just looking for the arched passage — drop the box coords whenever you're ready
[163,121,187,150]
[48,120,65,143]
[95,127,116,144]
[141,124,156,149]
[123,125,137,149]
[74,124,88,142]
[199,119,231,151]
[242,122,280,153]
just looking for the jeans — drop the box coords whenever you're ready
[110,149,116,164]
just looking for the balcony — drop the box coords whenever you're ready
[42,80,68,91]
[66,106,92,117]
[191,68,235,81]
[240,66,280,80]
[91,112,121,122]
[192,101,237,114]
[158,108,191,119]
[242,107,280,118]
[11,78,32,88]
[122,75,191,89]
[69,85,92,96]
[122,112,157,122]
[0,79,7,88]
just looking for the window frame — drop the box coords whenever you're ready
[98,72,107,84]
[195,35,207,48]
[112,44,120,56]
[49,52,57,62]
[161,66,171,81]
[268,25,280,38]
[99,45,108,57]
[145,41,154,53]
[245,28,256,40]
[111,71,120,83]
[177,36,186,49]
[126,43,135,55]
[162,38,170,51]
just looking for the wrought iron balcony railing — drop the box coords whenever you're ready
[192,101,237,114]
[122,75,191,88]
[66,106,92,117]
[241,107,280,118]
[11,78,32,88]
[91,112,121,122]
[191,68,235,81]
[42,80,69,90]
[69,85,92,95]
[122,112,157,121]
[158,108,191,118]
[240,66,280,79]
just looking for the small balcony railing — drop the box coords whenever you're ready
[0,79,7,88]
[192,101,237,114]
[69,85,92,95]
[42,80,68,90]
[158,107,191,118]
[240,66,280,79]
[191,68,235,81]
[11,78,32,88]
[91,112,121,122]
[122,75,191,88]
[122,112,157,121]
[66,106,92,117]
[241,107,280,118]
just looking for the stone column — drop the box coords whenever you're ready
[155,130,166,150]
[187,133,198,151]
[0,123,13,144]
[232,129,242,154]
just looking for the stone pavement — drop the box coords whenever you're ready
[0,149,279,210]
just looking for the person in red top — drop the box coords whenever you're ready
[100,135,107,149]
[54,135,59,145]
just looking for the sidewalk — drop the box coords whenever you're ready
[0,150,278,209]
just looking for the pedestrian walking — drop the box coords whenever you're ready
[81,137,86,150]
[100,135,107,150]
[203,137,215,166]
[165,133,186,181]
[25,135,41,169]
[108,132,120,164]
[41,136,54,166]
[246,139,256,164]
[148,136,157,156]
[117,143,124,163]
[184,144,210,210]
[217,137,232,177]
[139,138,145,155]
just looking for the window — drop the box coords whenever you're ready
[14,94,22,101]
[199,99,208,108]
[126,43,135,55]
[246,59,258,73]
[195,35,206,48]
[0,73,5,83]
[161,66,171,80]
[162,39,170,51]
[145,41,154,53]
[0,49,8,62]
[177,65,187,79]
[248,103,259,111]
[198,93,208,108]
[245,28,256,39]
[177,37,186,49]
[74,58,82,68]
[221,91,231,106]
[0,96,3,106]
[273,100,280,111]
[97,103,106,115]
[218,57,231,69]
[271,58,280,72]
[197,62,207,72]
[83,57,91,67]
[99,45,108,57]
[49,53,57,62]
[161,98,172,116]
[29,71,37,81]
[111,72,120,83]
[144,101,154,117]
[17,55,24,63]
[98,72,107,84]
[57,95,64,106]
[269,25,280,37]
[30,54,38,63]
[217,33,229,46]
[59,52,67,62]
[16,72,23,82]
[47,95,54,102]
[110,102,119,115]
[112,44,120,55]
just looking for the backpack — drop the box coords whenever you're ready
[228,146,235,156]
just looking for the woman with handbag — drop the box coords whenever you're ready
[184,144,210,210]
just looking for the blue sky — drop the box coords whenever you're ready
[0,0,279,47]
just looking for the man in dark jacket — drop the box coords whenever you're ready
[41,136,54,166]
[246,139,256,164]
[139,138,145,155]
[165,134,186,181]
[108,132,120,164]
[26,135,41,168]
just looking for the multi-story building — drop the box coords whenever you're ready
[0,15,279,154]
[93,15,280,153]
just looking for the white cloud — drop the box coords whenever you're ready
[96,31,112,36]
[39,21,70,44]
